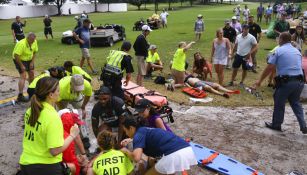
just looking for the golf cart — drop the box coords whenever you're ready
[90,24,126,47]
[61,30,78,45]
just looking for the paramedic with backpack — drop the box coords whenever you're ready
[101,41,134,100]
[19,77,80,175]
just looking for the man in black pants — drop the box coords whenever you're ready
[11,16,27,42]
[248,15,262,73]
[223,19,237,69]
[43,15,53,40]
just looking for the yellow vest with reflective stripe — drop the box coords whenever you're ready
[106,50,128,70]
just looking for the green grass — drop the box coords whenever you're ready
[0,2,306,106]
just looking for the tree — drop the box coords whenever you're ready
[189,0,195,6]
[129,0,143,10]
[0,0,10,4]
[34,0,74,15]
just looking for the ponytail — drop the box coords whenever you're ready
[29,77,58,127]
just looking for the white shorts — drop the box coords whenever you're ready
[81,48,90,58]
[213,58,228,65]
[155,147,197,174]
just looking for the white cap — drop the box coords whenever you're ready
[74,16,79,19]
[197,14,203,18]
[141,25,152,31]
[149,45,157,50]
[232,16,237,20]
[45,14,48,18]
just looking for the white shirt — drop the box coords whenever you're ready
[235,33,257,56]
[243,8,250,16]
[160,12,169,21]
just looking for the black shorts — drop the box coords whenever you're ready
[44,27,53,35]
[16,34,25,41]
[13,59,34,73]
[21,163,64,175]
[232,54,248,70]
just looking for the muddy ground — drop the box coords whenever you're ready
[0,74,306,175]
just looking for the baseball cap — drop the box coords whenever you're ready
[98,86,111,95]
[242,24,249,29]
[149,45,157,50]
[197,14,203,18]
[142,25,152,31]
[134,99,151,113]
[71,75,84,92]
[225,19,231,24]
[232,16,237,20]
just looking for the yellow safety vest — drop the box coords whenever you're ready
[105,50,128,75]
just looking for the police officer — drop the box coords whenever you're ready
[253,32,307,134]
[101,41,134,99]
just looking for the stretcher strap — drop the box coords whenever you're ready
[201,152,219,165]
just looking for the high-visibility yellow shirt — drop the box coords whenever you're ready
[146,51,160,64]
[66,66,92,81]
[13,38,38,61]
[171,48,186,71]
[19,102,64,165]
[58,76,92,101]
[28,72,50,89]
[92,149,134,175]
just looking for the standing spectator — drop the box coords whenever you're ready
[265,5,273,25]
[223,19,237,68]
[210,29,231,86]
[242,5,250,24]
[274,12,290,42]
[277,4,285,19]
[73,19,97,75]
[228,24,258,86]
[160,9,169,28]
[11,16,27,42]
[194,14,205,41]
[248,15,262,73]
[57,75,92,119]
[68,8,71,15]
[257,3,265,23]
[12,32,38,102]
[133,25,151,86]
[43,15,53,40]
[74,16,82,30]
[171,41,195,88]
[231,16,242,34]
[253,32,307,134]
[273,3,278,19]
[291,25,305,52]
[233,5,241,21]
[19,77,80,175]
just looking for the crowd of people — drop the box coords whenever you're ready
[8,2,307,175]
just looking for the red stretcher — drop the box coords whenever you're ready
[122,80,174,123]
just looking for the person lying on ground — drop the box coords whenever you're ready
[64,60,92,82]
[87,130,134,175]
[145,45,163,78]
[134,98,172,132]
[91,86,127,143]
[120,116,197,175]
[193,52,212,81]
[185,75,240,98]
[57,75,92,119]
[27,67,66,98]
[59,109,89,175]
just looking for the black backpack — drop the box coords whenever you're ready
[154,76,166,84]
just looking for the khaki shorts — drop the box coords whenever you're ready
[171,69,185,84]
[136,56,147,76]
[81,48,90,59]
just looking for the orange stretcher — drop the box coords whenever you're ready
[122,80,174,123]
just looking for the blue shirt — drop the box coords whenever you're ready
[74,26,90,48]
[133,127,189,158]
[268,43,303,76]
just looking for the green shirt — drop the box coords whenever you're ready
[28,72,50,89]
[171,48,186,71]
[93,149,134,175]
[19,102,64,165]
[13,38,38,61]
[66,66,92,81]
[58,76,92,101]
[146,51,160,64]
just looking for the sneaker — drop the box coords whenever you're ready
[165,83,170,90]
[239,82,245,88]
[144,75,151,80]
[17,94,29,102]
[227,81,234,87]
[92,70,99,75]
[170,83,175,92]
[252,69,258,73]
[300,127,307,134]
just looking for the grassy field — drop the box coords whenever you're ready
[0,2,306,106]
